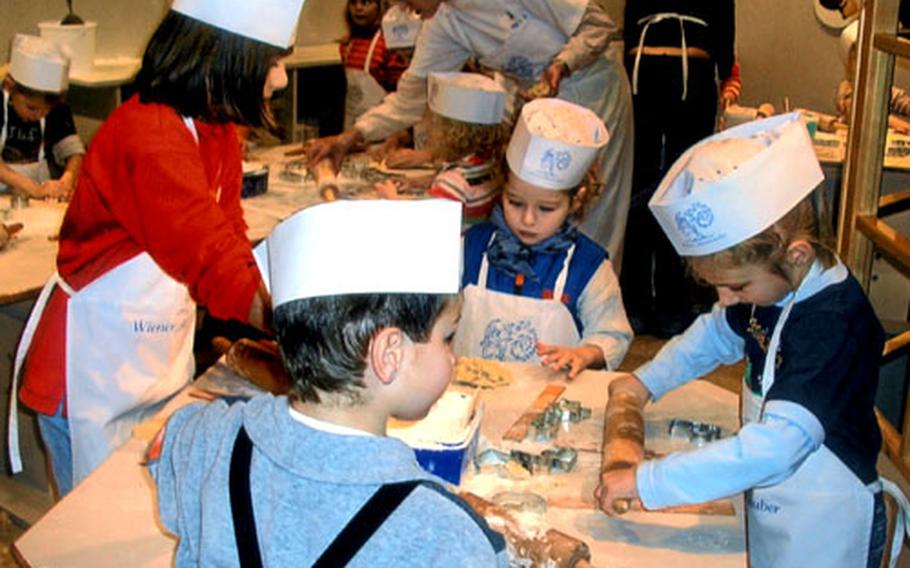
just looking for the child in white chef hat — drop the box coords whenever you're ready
[376,71,510,227]
[148,199,508,566]
[0,34,84,199]
[453,98,633,378]
[595,112,899,567]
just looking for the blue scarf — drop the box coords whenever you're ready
[485,205,577,283]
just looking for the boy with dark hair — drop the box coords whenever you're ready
[1,34,84,199]
[148,200,508,567]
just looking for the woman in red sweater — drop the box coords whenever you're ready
[10,0,304,497]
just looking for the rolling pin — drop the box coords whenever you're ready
[601,384,647,514]
[599,383,737,516]
[312,158,340,201]
[460,492,591,567]
[213,337,291,395]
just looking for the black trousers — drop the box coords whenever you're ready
[621,55,718,335]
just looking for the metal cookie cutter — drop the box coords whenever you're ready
[510,447,579,475]
[530,399,591,442]
[279,159,311,183]
[669,418,722,447]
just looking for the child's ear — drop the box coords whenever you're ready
[369,326,405,385]
[786,239,815,267]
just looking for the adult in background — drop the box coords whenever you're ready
[306,0,634,266]
[10,0,303,496]
[620,1,736,338]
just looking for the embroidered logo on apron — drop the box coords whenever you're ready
[480,318,538,361]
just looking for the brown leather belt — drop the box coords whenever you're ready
[628,46,711,59]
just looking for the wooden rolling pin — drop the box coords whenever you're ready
[213,337,291,395]
[460,492,591,568]
[599,381,736,516]
[601,383,647,514]
[312,158,340,201]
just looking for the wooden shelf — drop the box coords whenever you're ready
[874,33,910,59]
[880,188,910,214]
[856,214,910,275]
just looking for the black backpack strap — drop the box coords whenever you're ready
[313,480,422,568]
[229,426,263,568]
[229,427,445,567]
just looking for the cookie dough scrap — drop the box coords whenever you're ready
[454,357,513,389]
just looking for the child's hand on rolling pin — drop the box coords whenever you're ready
[536,342,603,380]
[595,465,640,516]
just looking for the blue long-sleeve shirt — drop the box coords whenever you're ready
[634,260,884,509]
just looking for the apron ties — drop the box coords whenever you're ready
[631,13,708,101]
[9,273,63,473]
[364,31,382,74]
[882,477,910,568]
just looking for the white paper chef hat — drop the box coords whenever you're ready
[506,98,609,190]
[8,34,70,93]
[382,4,422,49]
[263,200,462,307]
[649,112,824,257]
[428,72,506,125]
[172,0,305,48]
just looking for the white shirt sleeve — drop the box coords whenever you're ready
[634,306,745,400]
[636,400,825,509]
[577,260,633,371]
[552,1,616,72]
[354,6,473,141]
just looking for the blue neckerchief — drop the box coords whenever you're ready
[485,205,577,283]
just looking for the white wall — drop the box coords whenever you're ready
[1,0,346,64]
[2,1,907,119]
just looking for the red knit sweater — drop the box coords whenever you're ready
[339,33,408,93]
[20,96,261,415]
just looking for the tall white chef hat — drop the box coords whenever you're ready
[261,200,462,308]
[172,0,305,48]
[382,4,422,49]
[8,34,70,93]
[649,112,824,257]
[428,72,506,125]
[506,98,608,190]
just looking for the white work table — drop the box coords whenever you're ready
[14,363,745,567]
[0,196,67,304]
[0,143,363,304]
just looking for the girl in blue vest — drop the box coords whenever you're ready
[454,98,632,379]
[596,113,904,567]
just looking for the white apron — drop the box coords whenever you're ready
[453,241,580,363]
[742,268,877,567]
[9,117,202,486]
[0,90,51,192]
[343,32,388,131]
